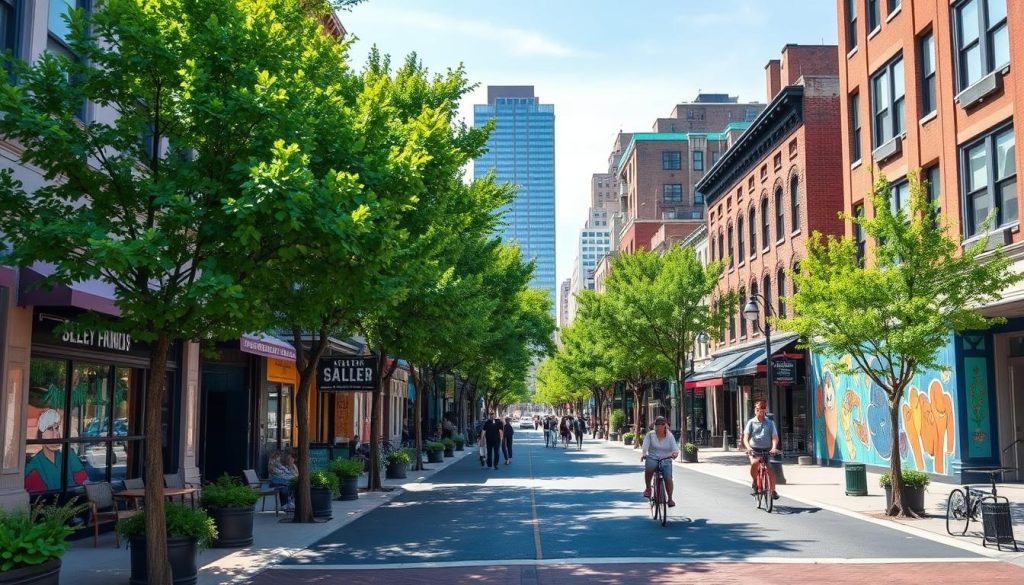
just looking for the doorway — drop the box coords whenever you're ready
[200,364,249,482]
[1007,358,1024,475]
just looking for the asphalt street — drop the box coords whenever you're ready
[273,429,982,566]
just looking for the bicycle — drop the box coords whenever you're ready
[645,456,673,526]
[749,449,778,513]
[945,467,1015,536]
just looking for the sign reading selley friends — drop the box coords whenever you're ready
[61,329,132,352]
[318,356,376,391]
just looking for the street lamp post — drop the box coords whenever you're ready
[742,294,787,484]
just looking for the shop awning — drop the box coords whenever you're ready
[722,334,800,377]
[685,348,753,389]
[240,332,297,361]
[19,263,119,316]
[0,266,15,288]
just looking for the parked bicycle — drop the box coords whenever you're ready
[946,467,1015,536]
[646,456,673,526]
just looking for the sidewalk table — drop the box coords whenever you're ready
[119,487,198,509]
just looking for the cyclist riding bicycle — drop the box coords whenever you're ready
[743,399,781,501]
[641,416,680,507]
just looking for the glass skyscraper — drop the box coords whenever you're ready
[473,86,556,312]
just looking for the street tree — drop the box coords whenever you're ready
[602,246,735,447]
[777,171,1023,517]
[0,0,360,579]
[557,320,615,433]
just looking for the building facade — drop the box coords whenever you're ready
[693,44,844,452]
[825,0,1024,480]
[473,86,557,311]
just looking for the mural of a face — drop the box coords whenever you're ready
[817,374,838,459]
[867,383,892,459]
[902,380,955,473]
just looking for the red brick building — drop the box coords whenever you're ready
[692,45,844,450]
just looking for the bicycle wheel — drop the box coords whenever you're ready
[658,478,668,526]
[945,489,970,535]
[649,475,660,521]
[761,466,773,513]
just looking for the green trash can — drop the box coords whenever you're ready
[845,463,868,496]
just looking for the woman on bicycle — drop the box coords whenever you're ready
[743,400,781,500]
[641,416,680,507]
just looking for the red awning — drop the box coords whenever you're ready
[685,377,723,389]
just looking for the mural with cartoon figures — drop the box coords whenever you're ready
[809,341,960,476]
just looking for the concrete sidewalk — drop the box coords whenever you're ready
[58,447,476,584]
[603,436,1024,566]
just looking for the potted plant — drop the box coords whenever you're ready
[453,434,466,451]
[290,470,339,519]
[0,499,84,585]
[682,442,698,463]
[118,503,217,585]
[327,458,363,501]
[425,441,446,463]
[622,431,635,446]
[442,438,456,457]
[879,470,930,515]
[385,449,412,480]
[200,474,260,548]
[610,410,625,441]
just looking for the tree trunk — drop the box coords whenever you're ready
[144,333,171,585]
[292,327,330,523]
[632,383,644,448]
[368,351,399,491]
[411,366,424,472]
[886,393,909,517]
[677,355,688,450]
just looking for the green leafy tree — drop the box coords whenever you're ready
[0,0,357,579]
[778,171,1024,517]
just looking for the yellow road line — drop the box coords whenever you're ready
[529,446,543,560]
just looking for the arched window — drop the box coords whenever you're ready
[710,233,716,261]
[748,207,757,257]
[729,288,736,342]
[790,174,800,232]
[763,275,772,321]
[727,224,734,267]
[761,197,770,249]
[777,268,787,318]
[775,186,785,240]
[737,216,745,263]
[749,281,759,336]
[718,231,724,265]
[793,261,801,295]
[738,286,747,338]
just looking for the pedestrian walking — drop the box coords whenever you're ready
[480,412,504,470]
[502,416,515,464]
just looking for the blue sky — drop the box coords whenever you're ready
[341,0,839,289]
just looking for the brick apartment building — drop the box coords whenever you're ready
[818,0,1024,480]
[691,44,844,450]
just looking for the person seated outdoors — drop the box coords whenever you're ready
[269,450,299,511]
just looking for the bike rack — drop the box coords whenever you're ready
[981,498,1019,552]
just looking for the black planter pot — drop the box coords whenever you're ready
[883,485,926,515]
[427,450,444,463]
[455,443,465,451]
[0,558,60,585]
[338,477,359,501]
[682,450,698,463]
[129,535,198,585]
[609,432,619,441]
[385,461,408,479]
[207,505,254,548]
[443,447,455,457]
[294,487,334,519]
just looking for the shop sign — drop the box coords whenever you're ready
[771,359,796,385]
[59,328,132,352]
[318,356,376,391]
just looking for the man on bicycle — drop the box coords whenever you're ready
[743,400,780,500]
[641,416,680,507]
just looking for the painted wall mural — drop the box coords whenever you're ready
[810,342,960,476]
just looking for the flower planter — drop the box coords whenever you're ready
[207,506,254,548]
[0,559,61,585]
[427,450,444,463]
[294,487,334,519]
[338,477,359,501]
[443,447,455,457]
[682,450,698,463]
[385,461,408,479]
[609,432,619,442]
[883,484,926,515]
[455,443,465,452]
[129,536,198,585]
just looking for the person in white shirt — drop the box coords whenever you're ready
[641,416,680,507]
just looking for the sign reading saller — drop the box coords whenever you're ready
[318,356,376,391]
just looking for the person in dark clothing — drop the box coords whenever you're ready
[502,417,515,464]
[480,413,504,470]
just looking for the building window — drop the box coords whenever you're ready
[749,282,759,336]
[777,269,787,318]
[850,91,862,162]
[920,32,936,116]
[738,216,745,262]
[871,55,905,148]
[748,176,755,192]
[712,151,721,165]
[718,231,724,264]
[662,151,682,170]
[846,0,858,52]
[891,179,910,215]
[694,191,705,205]
[925,165,941,224]
[868,0,881,32]
[48,0,90,120]
[749,207,757,257]
[729,290,736,342]
[710,235,716,262]
[888,0,901,13]
[954,0,1009,91]
[854,205,866,265]
[1,0,19,62]
[663,184,683,203]
[761,197,770,249]
[738,287,747,338]
[763,275,772,321]
[790,175,800,232]
[773,153,782,170]
[727,225,734,268]
[693,151,704,171]
[962,124,1017,237]
[775,187,785,240]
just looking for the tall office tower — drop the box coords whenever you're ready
[474,86,556,312]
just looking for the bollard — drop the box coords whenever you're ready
[723,432,730,452]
